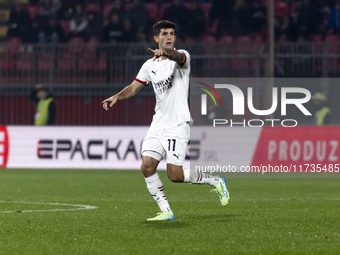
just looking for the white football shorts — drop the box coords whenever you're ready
[141,122,190,166]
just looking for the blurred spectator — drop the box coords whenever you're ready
[163,0,188,39]
[40,0,62,16]
[285,15,300,41]
[125,0,149,34]
[210,0,235,34]
[297,0,324,37]
[7,2,32,42]
[328,0,340,33]
[109,0,126,20]
[234,0,253,36]
[70,4,88,38]
[185,0,205,40]
[311,92,331,125]
[211,0,235,19]
[28,19,40,43]
[249,0,266,33]
[85,10,102,41]
[101,12,124,43]
[30,84,56,126]
[57,1,73,21]
[34,3,50,35]
[275,15,290,40]
[202,94,229,125]
[121,18,137,42]
[38,16,66,44]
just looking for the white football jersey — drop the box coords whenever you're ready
[135,49,193,130]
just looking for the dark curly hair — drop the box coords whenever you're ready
[153,20,176,36]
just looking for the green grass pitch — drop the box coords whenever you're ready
[1,169,340,255]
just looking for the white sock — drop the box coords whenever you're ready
[183,169,220,187]
[145,173,172,213]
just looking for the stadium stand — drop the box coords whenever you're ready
[1,0,338,44]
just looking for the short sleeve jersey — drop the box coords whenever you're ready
[135,49,193,130]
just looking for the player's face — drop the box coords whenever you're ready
[154,28,176,50]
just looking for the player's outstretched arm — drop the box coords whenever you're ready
[148,48,186,66]
[102,80,144,111]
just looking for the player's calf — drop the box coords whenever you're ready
[166,164,185,182]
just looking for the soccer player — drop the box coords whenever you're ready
[102,20,229,221]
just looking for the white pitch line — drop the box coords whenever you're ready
[0,201,98,213]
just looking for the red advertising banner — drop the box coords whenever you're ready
[251,127,340,171]
[0,126,9,168]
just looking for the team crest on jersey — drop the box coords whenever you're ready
[154,75,174,94]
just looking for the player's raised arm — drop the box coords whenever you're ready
[102,80,144,111]
[148,48,186,66]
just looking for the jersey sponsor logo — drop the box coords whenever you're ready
[0,126,9,168]
[154,75,174,94]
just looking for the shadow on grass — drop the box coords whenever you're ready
[188,213,238,223]
[141,221,189,229]
[140,213,237,227]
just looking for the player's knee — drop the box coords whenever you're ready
[141,162,155,176]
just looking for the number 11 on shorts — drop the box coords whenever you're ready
[167,139,176,151]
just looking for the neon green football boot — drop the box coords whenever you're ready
[147,211,175,221]
[211,175,230,206]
